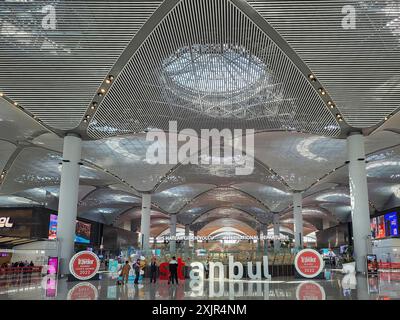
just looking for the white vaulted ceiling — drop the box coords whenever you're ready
[0,0,399,237]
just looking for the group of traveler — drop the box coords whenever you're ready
[1,260,34,269]
[118,256,179,285]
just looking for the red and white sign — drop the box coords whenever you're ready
[296,281,326,300]
[69,251,100,280]
[67,282,98,300]
[294,249,324,278]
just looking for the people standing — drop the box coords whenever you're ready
[134,259,141,284]
[328,249,336,267]
[168,256,179,285]
[150,256,158,284]
[120,261,131,285]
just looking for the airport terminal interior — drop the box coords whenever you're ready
[1,0,400,301]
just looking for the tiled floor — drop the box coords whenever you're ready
[0,270,398,300]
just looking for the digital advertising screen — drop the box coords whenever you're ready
[377,215,386,239]
[75,221,91,244]
[366,254,378,274]
[384,212,399,237]
[48,214,57,240]
[48,215,91,244]
[47,257,59,275]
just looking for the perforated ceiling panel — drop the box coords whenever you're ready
[249,0,400,127]
[81,134,177,191]
[0,99,48,143]
[0,147,118,194]
[78,188,141,208]
[253,132,347,190]
[232,182,292,212]
[88,0,340,139]
[0,141,16,175]
[0,1,162,130]
[194,207,258,225]
[152,184,215,213]
[158,160,284,190]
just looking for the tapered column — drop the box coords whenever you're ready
[140,193,151,252]
[293,192,303,250]
[273,213,281,251]
[193,230,198,250]
[170,214,177,254]
[185,224,190,256]
[262,225,268,254]
[347,132,372,273]
[57,134,82,276]
[256,228,261,253]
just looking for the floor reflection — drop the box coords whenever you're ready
[1,271,400,300]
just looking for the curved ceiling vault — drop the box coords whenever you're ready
[84,0,344,139]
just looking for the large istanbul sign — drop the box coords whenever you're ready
[294,249,324,278]
[69,251,100,280]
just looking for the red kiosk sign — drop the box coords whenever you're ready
[69,251,100,280]
[294,249,324,278]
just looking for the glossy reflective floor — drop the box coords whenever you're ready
[0,270,399,300]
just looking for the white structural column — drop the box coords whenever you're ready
[293,192,303,250]
[262,225,268,253]
[170,214,177,254]
[184,224,190,256]
[140,193,151,252]
[347,132,372,273]
[273,213,281,251]
[57,134,82,276]
[193,230,198,250]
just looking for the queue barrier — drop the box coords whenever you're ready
[0,266,43,275]
[378,262,400,270]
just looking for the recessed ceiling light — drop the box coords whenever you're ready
[308,74,316,81]
[13,102,18,106]
[0,93,3,97]
[100,88,106,93]
[318,88,326,95]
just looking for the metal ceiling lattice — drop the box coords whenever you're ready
[0,0,162,130]
[88,0,341,139]
[249,0,400,128]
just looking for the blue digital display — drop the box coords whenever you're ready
[384,212,399,236]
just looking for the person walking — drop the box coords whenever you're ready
[150,256,158,284]
[120,261,131,285]
[168,256,179,285]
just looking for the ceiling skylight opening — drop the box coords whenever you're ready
[161,44,295,120]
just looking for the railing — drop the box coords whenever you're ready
[0,266,43,275]
[379,262,400,270]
